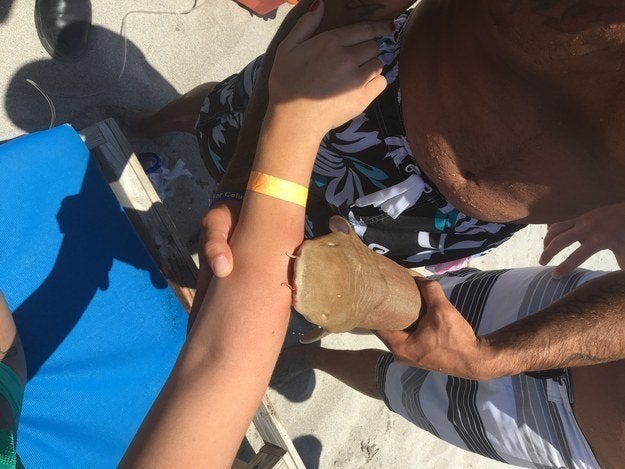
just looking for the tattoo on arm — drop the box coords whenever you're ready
[559,352,603,367]
[485,272,625,373]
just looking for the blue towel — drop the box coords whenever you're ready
[0,125,188,467]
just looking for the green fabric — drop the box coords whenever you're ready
[0,363,24,469]
[0,363,22,421]
[0,430,23,468]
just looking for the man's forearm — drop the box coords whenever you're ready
[218,0,414,191]
[482,271,625,378]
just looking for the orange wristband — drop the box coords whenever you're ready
[246,171,308,207]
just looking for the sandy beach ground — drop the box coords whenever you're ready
[0,0,618,467]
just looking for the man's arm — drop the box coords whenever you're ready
[484,270,625,376]
[376,272,625,381]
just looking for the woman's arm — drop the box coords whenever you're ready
[191,0,412,317]
[215,0,413,193]
[121,4,388,467]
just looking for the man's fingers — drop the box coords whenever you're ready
[284,0,325,46]
[190,202,239,329]
[539,227,580,266]
[374,328,409,349]
[210,252,233,278]
[543,219,575,248]
[552,244,595,279]
[333,21,394,46]
[414,278,450,309]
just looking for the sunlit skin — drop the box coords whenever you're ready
[400,0,625,224]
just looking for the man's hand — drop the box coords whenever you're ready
[540,202,625,279]
[374,279,494,380]
[189,202,241,328]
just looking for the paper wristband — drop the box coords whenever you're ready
[246,171,308,207]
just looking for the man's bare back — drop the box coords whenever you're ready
[401,0,625,223]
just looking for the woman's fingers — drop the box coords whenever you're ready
[360,56,384,81]
[270,14,392,133]
[283,0,325,46]
[333,20,394,46]
[348,40,382,66]
[363,74,387,106]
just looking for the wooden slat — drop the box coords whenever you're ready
[246,444,288,469]
[232,458,250,469]
[253,397,305,469]
[82,119,197,311]
[82,119,305,469]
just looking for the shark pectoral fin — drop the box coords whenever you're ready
[299,327,330,344]
[328,216,353,234]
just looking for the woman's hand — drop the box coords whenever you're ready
[540,202,625,278]
[268,0,391,137]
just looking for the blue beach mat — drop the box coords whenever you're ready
[0,125,188,467]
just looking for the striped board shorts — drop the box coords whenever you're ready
[376,267,602,468]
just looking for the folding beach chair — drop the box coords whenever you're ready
[0,121,303,468]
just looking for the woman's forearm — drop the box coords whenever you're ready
[182,112,322,388]
[122,113,318,468]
